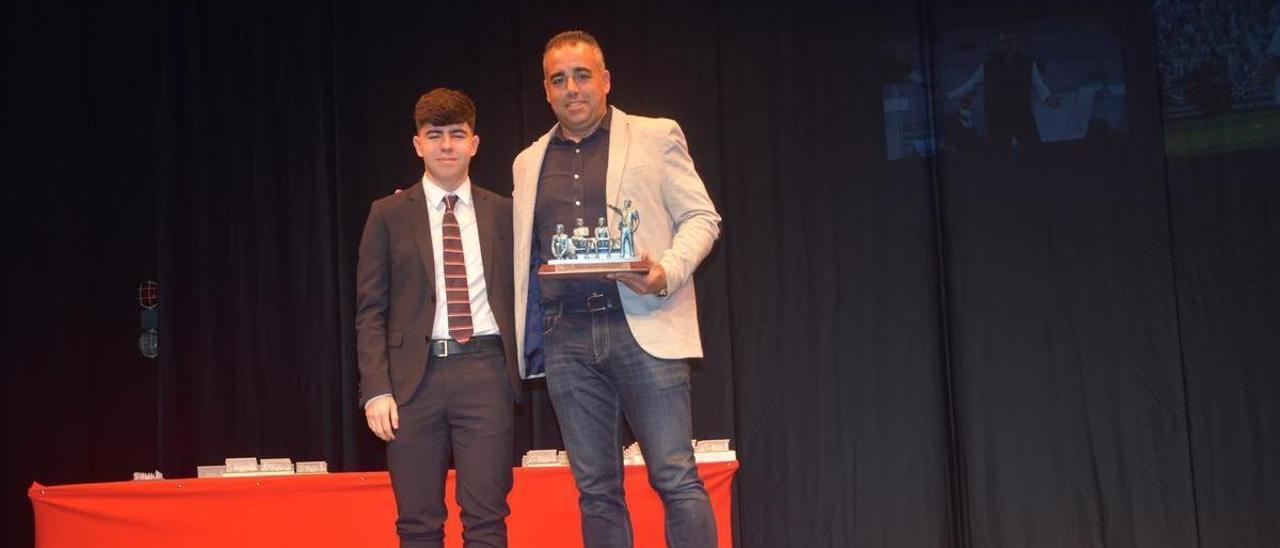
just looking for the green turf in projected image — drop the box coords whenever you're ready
[1163,109,1280,157]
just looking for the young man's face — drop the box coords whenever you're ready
[412,122,478,190]
[543,42,611,139]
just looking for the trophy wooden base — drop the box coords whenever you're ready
[538,260,650,279]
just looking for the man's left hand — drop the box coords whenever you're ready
[608,253,668,295]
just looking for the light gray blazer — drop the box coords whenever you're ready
[512,107,721,378]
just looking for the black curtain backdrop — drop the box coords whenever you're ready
[3,1,1278,547]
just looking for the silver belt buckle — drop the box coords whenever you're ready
[587,293,609,313]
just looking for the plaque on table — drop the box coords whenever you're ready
[257,458,295,476]
[623,442,645,466]
[521,449,561,468]
[693,439,737,463]
[295,461,329,474]
[197,465,226,478]
[538,202,650,279]
[224,457,259,476]
[694,439,731,453]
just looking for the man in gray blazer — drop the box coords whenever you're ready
[512,31,722,547]
[357,88,518,547]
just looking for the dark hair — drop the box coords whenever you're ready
[544,30,606,66]
[412,88,476,132]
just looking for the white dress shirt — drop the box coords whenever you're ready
[421,175,500,340]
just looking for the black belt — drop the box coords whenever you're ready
[555,292,621,314]
[428,335,503,358]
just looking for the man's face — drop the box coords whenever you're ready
[543,43,611,139]
[999,32,1016,53]
[412,122,478,189]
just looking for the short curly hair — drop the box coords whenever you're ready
[412,88,476,132]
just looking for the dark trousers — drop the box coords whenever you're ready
[386,345,513,548]
[988,108,1041,147]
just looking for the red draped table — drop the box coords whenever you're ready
[29,460,737,547]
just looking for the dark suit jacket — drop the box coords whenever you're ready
[355,181,518,407]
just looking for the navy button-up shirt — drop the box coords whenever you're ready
[533,110,621,307]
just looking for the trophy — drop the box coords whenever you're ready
[538,199,650,278]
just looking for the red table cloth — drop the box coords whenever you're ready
[30,460,737,547]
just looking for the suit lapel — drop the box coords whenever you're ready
[474,189,497,295]
[406,183,436,288]
[605,107,630,226]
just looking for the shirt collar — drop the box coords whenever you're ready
[421,175,473,209]
[553,107,612,144]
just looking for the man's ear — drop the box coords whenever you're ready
[412,134,425,158]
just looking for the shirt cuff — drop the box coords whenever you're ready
[364,393,392,409]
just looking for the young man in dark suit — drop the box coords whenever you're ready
[356,88,518,548]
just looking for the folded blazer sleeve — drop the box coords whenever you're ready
[355,199,393,406]
[658,121,721,294]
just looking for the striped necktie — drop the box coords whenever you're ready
[442,195,473,343]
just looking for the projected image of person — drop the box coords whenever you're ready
[944,96,984,154]
[1155,0,1280,155]
[879,19,1128,160]
[946,29,1061,148]
[879,45,942,158]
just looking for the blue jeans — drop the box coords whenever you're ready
[542,306,717,548]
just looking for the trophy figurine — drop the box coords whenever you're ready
[594,217,612,257]
[571,217,593,258]
[611,199,640,259]
[538,201,650,279]
[551,223,574,260]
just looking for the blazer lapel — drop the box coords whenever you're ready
[605,106,631,227]
[406,183,436,288]
[474,190,497,294]
[515,132,551,248]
